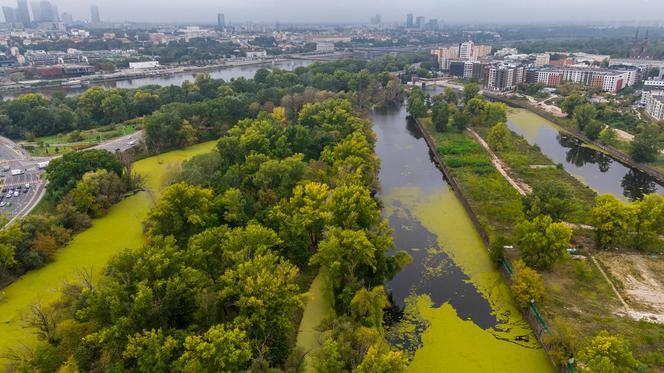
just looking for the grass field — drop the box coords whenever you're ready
[0,140,218,365]
[20,124,140,157]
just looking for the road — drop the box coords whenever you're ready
[0,131,144,228]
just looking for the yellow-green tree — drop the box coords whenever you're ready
[510,260,545,309]
[515,215,572,269]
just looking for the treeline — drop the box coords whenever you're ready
[0,57,413,143]
[9,99,410,372]
[560,93,664,163]
[0,150,136,287]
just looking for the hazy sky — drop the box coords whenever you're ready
[3,0,664,24]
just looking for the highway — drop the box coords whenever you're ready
[0,131,144,228]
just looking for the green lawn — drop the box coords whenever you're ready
[0,140,218,366]
[20,124,140,157]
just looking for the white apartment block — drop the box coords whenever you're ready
[459,41,474,60]
[645,95,664,121]
[534,53,550,67]
[463,61,474,79]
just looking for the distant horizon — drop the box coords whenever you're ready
[1,0,664,26]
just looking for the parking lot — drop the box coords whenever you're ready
[0,172,44,224]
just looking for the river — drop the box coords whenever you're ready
[373,105,552,371]
[507,109,664,201]
[2,59,314,99]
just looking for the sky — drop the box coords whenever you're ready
[2,0,664,24]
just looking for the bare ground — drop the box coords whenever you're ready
[596,252,664,324]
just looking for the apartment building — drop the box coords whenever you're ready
[645,95,664,120]
[526,67,631,93]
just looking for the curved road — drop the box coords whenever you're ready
[0,131,144,228]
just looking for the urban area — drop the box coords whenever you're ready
[0,1,663,372]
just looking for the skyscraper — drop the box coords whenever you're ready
[217,13,225,29]
[3,6,16,23]
[16,0,30,26]
[61,12,72,24]
[406,13,413,28]
[90,5,100,23]
[415,16,425,29]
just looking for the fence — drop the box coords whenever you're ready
[412,117,572,372]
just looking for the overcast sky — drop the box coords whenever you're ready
[3,0,664,24]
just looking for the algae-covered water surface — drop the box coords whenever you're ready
[0,140,217,361]
[373,106,552,371]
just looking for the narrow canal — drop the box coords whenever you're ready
[372,105,552,371]
[507,109,664,201]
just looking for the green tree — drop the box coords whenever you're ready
[350,286,389,328]
[630,123,664,163]
[45,149,123,202]
[407,87,427,118]
[63,169,126,217]
[442,87,457,104]
[452,110,470,132]
[523,182,574,221]
[486,122,510,151]
[623,194,664,251]
[481,102,507,127]
[574,103,597,132]
[176,325,252,373]
[146,183,218,245]
[123,329,181,372]
[432,102,449,132]
[463,82,481,104]
[101,93,129,124]
[561,93,586,118]
[515,215,572,269]
[510,260,545,309]
[355,344,408,373]
[591,195,626,250]
[577,331,640,372]
[311,228,376,289]
[598,128,618,146]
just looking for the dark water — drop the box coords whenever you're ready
[373,105,498,329]
[507,110,664,201]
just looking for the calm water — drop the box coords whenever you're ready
[373,105,552,371]
[507,109,664,201]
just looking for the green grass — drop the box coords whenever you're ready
[0,140,218,366]
[20,124,140,157]
[295,268,334,372]
[474,124,597,225]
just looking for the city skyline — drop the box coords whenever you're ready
[0,0,663,24]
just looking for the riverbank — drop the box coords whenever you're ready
[485,93,664,185]
[414,116,664,369]
[0,140,218,367]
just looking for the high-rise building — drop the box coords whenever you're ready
[459,41,474,59]
[90,5,100,23]
[406,13,413,28]
[31,1,56,22]
[370,14,381,25]
[3,6,16,23]
[415,16,425,29]
[428,19,439,31]
[61,11,72,24]
[16,0,30,26]
[534,53,550,67]
[217,13,225,29]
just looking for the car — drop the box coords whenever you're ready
[5,202,11,207]
[5,193,11,199]
[13,191,19,197]
[25,183,30,189]
[1,188,6,193]
[23,188,28,193]
[0,202,5,207]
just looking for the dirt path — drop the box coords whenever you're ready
[595,253,664,324]
[467,128,532,196]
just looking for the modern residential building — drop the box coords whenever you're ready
[645,95,664,120]
[534,53,550,67]
[90,5,100,23]
[370,14,381,25]
[526,67,632,93]
[60,12,72,24]
[431,46,459,69]
[459,41,473,60]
